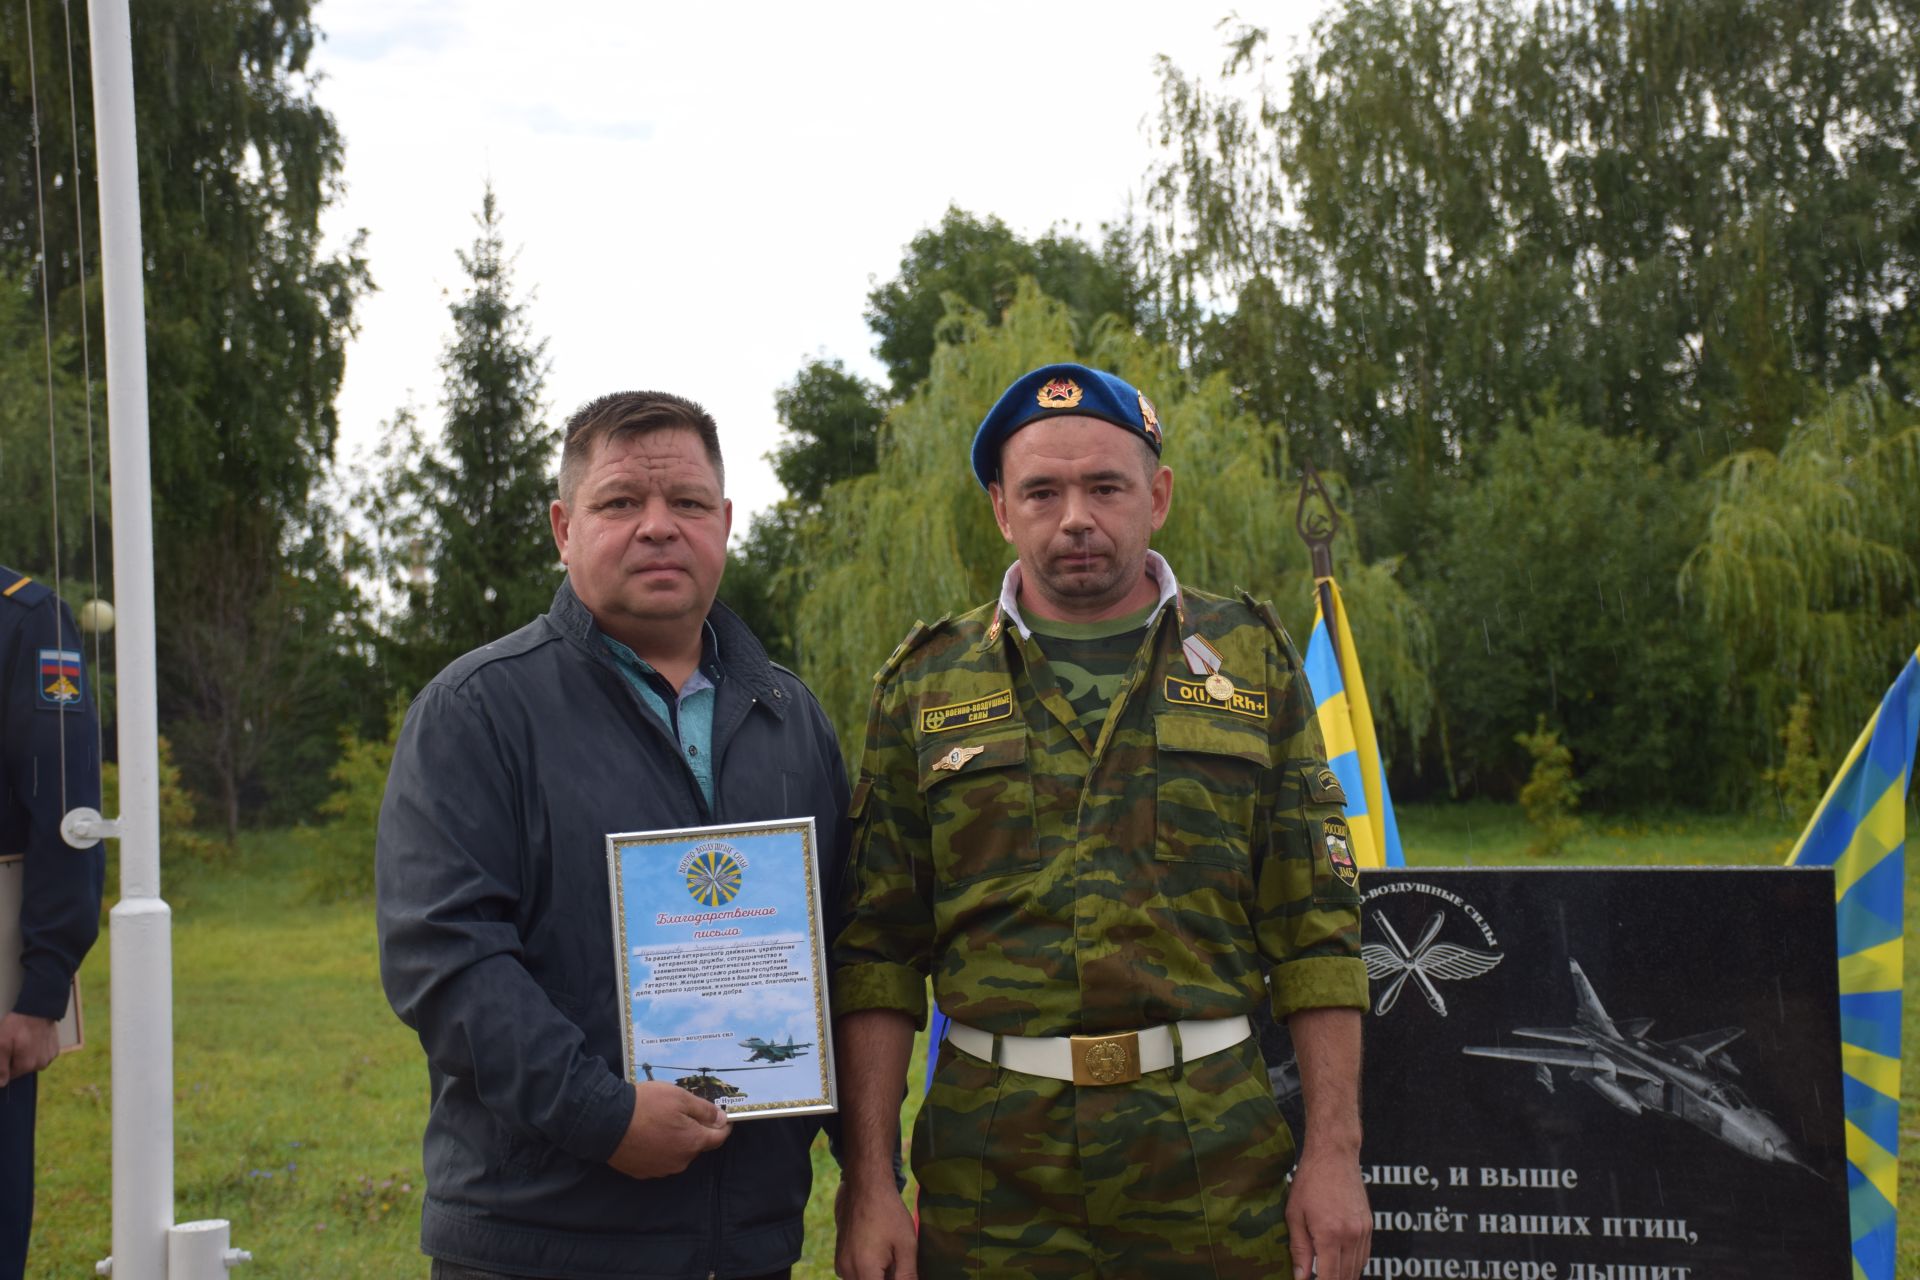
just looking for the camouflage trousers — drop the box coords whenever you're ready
[912,1036,1295,1279]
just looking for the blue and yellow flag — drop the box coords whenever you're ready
[1304,577,1404,868]
[1786,646,1919,1280]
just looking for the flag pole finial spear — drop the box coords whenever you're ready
[1296,459,1340,663]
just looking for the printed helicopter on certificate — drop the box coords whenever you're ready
[638,1059,789,1104]
[635,1033,812,1104]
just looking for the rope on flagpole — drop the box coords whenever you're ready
[22,0,74,819]
[60,0,112,778]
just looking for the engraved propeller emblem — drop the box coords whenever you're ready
[1362,911,1504,1017]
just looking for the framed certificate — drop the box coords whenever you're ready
[1,854,84,1052]
[606,818,835,1120]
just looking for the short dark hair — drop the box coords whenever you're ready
[557,391,725,504]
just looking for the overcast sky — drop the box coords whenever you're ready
[312,1,1326,532]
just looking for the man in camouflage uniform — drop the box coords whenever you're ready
[831,363,1370,1280]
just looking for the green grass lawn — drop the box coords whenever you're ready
[25,802,1915,1276]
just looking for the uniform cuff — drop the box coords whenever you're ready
[557,1072,637,1164]
[830,963,927,1029]
[13,967,72,1021]
[1269,956,1368,1021]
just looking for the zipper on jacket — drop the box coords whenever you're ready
[705,695,751,815]
[704,691,757,815]
[705,1133,727,1279]
[598,654,713,820]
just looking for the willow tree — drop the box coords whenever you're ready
[1145,0,1920,557]
[792,284,1434,764]
[743,209,1147,663]
[866,206,1147,396]
[1682,376,1920,772]
[721,359,889,667]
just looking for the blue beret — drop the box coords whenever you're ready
[970,362,1162,490]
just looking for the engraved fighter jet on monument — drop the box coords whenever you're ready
[1462,960,1814,1171]
[740,1036,812,1063]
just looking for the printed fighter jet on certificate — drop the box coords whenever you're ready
[740,1036,812,1063]
[1462,959,1814,1172]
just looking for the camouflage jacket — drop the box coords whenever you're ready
[830,559,1367,1038]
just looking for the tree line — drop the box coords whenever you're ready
[754,0,1920,811]
[3,0,1915,848]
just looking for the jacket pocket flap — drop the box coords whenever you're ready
[1154,713,1269,767]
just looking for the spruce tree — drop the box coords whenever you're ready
[393,187,559,690]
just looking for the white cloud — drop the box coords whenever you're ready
[314,1,1327,528]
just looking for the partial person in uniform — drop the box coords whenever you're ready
[1,567,103,1280]
[377,392,850,1280]
[831,365,1370,1280]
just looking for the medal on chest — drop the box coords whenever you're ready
[1181,632,1237,701]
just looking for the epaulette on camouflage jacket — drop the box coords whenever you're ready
[830,580,1367,1039]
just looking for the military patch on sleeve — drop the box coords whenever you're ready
[38,648,84,707]
[1323,815,1359,887]
[1309,766,1347,805]
[920,689,1013,734]
[1163,674,1268,720]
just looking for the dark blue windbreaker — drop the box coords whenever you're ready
[2,567,102,1023]
[377,580,849,1279]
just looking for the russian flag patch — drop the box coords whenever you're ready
[38,648,83,706]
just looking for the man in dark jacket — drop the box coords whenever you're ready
[1,566,103,1280]
[377,391,850,1280]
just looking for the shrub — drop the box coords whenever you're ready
[1515,715,1582,856]
[298,707,403,901]
[99,735,222,884]
[1762,693,1827,829]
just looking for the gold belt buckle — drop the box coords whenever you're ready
[1069,1031,1142,1086]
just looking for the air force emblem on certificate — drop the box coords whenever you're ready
[681,842,747,907]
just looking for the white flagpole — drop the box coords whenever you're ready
[66,0,259,1268]
[82,0,172,1274]
[82,1,254,1270]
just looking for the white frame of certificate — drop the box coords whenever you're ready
[605,818,836,1121]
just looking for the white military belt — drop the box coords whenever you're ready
[944,1014,1252,1086]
